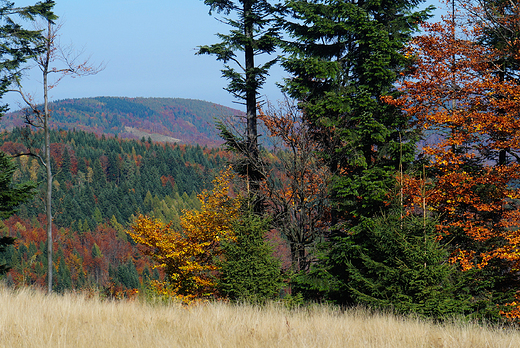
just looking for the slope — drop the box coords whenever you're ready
[0,97,243,147]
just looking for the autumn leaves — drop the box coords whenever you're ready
[129,168,240,302]
[385,0,520,318]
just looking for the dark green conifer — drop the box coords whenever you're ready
[280,0,435,308]
[326,209,471,318]
[281,0,433,222]
[0,152,36,220]
[218,211,283,302]
[198,0,281,207]
[0,152,37,276]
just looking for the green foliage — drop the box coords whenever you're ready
[91,243,102,259]
[326,210,472,319]
[0,152,36,220]
[54,259,72,293]
[198,0,280,104]
[0,151,36,277]
[0,0,56,115]
[1,128,224,229]
[0,127,227,292]
[117,259,140,289]
[218,211,283,302]
[199,0,281,206]
[281,0,432,221]
[0,236,15,276]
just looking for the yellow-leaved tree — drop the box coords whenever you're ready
[129,168,241,300]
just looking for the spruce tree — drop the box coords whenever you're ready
[198,0,281,205]
[281,0,432,222]
[0,152,36,220]
[218,211,283,302]
[0,0,56,115]
[280,0,433,302]
[326,209,472,318]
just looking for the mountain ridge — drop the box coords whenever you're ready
[0,96,243,147]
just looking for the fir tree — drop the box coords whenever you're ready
[198,0,281,206]
[280,0,434,304]
[0,152,36,220]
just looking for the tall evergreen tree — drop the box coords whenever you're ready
[326,208,472,318]
[281,0,432,223]
[280,0,433,302]
[198,0,281,203]
[0,0,56,115]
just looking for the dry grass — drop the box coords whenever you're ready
[0,286,519,348]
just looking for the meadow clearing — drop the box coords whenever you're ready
[0,286,519,348]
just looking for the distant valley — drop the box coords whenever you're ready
[0,97,244,147]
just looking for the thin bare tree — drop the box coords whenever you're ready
[10,19,103,294]
[258,100,331,272]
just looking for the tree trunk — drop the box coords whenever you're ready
[44,20,53,294]
[244,0,259,197]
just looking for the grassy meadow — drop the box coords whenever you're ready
[0,286,519,348]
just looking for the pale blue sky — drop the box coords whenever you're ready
[5,0,286,111]
[5,1,444,112]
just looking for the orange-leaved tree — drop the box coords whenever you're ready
[385,1,520,318]
[129,168,241,300]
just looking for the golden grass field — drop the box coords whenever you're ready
[1,286,519,348]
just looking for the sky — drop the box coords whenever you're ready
[4,0,446,113]
[5,0,287,112]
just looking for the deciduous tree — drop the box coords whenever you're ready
[385,1,520,319]
[0,152,36,275]
[0,0,54,278]
[258,101,330,272]
[11,19,102,294]
[129,168,241,300]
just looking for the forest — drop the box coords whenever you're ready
[2,0,520,326]
[0,128,230,295]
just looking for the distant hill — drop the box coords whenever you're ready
[0,97,244,146]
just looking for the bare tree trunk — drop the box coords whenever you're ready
[13,19,102,294]
[43,20,53,294]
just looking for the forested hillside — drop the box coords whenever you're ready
[0,97,242,146]
[0,128,229,293]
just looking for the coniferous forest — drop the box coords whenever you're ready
[3,0,520,329]
[0,127,229,295]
